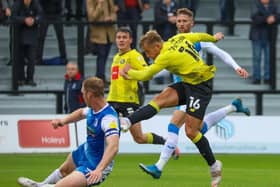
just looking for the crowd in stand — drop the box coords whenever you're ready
[0,0,279,88]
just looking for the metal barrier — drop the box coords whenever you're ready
[0,90,64,114]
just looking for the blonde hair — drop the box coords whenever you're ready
[140,30,163,49]
[176,8,194,18]
[83,77,104,97]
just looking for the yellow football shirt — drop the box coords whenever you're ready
[107,49,147,104]
[127,33,217,85]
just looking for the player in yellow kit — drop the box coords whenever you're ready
[120,30,224,186]
[138,8,250,187]
[107,27,179,156]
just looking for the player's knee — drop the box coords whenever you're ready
[59,168,69,177]
[59,166,73,177]
[152,96,163,108]
[185,128,197,140]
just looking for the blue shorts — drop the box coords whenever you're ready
[72,143,114,186]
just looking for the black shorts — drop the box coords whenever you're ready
[168,80,212,120]
[108,102,140,117]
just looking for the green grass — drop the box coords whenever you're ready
[0,153,280,187]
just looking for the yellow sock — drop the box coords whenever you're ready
[146,133,154,144]
[192,132,202,144]
[149,100,160,112]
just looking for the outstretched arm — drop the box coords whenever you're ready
[202,42,249,78]
[120,62,164,81]
[182,32,224,44]
[51,108,86,129]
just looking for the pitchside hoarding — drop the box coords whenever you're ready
[0,115,279,153]
[0,115,77,153]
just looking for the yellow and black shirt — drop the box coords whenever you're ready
[107,49,147,104]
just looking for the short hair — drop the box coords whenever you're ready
[116,26,133,37]
[140,30,163,49]
[176,8,194,18]
[66,61,78,69]
[83,77,104,97]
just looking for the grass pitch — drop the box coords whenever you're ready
[0,153,279,187]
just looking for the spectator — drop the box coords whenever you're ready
[176,0,200,17]
[219,0,236,35]
[86,0,116,85]
[154,0,177,41]
[114,0,150,48]
[2,0,14,65]
[153,0,177,84]
[11,0,42,86]
[249,0,280,84]
[0,2,3,22]
[37,0,67,65]
[64,62,85,113]
[65,0,86,20]
[2,0,13,19]
[219,0,235,23]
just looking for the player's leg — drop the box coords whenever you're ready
[185,115,222,187]
[140,98,250,179]
[121,82,185,131]
[55,171,87,187]
[129,122,165,145]
[139,109,185,178]
[39,153,75,186]
[18,153,75,187]
[112,102,166,145]
[126,86,179,124]
[184,81,222,187]
[201,97,250,134]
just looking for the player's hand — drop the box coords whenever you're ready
[267,15,276,24]
[236,68,249,79]
[119,64,131,79]
[214,32,224,41]
[5,8,11,17]
[86,169,103,185]
[24,17,34,26]
[143,3,150,10]
[51,119,64,129]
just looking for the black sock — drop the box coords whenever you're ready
[151,133,166,145]
[194,135,216,166]
[128,104,158,125]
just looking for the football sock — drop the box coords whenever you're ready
[38,169,62,186]
[156,123,179,171]
[193,132,216,166]
[128,101,160,125]
[203,105,234,130]
[145,132,165,145]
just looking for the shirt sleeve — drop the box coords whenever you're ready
[82,107,90,116]
[182,33,217,44]
[101,115,120,137]
[200,42,241,70]
[127,54,167,81]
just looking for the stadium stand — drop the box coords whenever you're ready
[0,0,280,115]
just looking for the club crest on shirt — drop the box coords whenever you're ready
[120,59,125,64]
